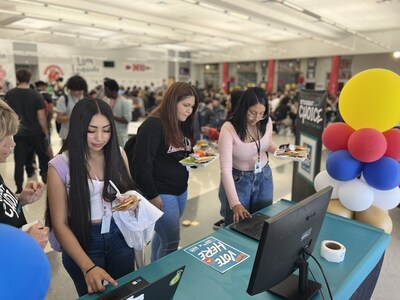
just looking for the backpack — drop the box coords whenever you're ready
[55,93,69,133]
[124,134,137,177]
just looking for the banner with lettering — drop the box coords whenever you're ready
[184,236,249,273]
[291,90,327,202]
[124,63,154,73]
[72,56,102,75]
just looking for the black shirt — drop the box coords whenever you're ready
[5,87,45,136]
[132,117,191,199]
[0,175,27,228]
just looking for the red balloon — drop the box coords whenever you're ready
[322,122,354,151]
[383,129,400,161]
[348,128,387,162]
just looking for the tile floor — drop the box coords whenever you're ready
[1,128,398,300]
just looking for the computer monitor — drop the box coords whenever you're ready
[247,186,333,299]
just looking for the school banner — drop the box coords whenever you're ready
[292,90,327,202]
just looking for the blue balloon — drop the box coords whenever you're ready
[363,156,400,190]
[326,150,363,181]
[0,224,51,300]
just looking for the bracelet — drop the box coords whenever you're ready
[85,265,97,275]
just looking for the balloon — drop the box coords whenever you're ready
[383,129,400,160]
[354,206,393,234]
[326,150,363,181]
[322,122,354,151]
[327,199,354,219]
[313,170,342,199]
[0,224,51,300]
[363,156,400,190]
[338,179,374,211]
[372,186,400,210]
[348,128,387,162]
[338,68,400,132]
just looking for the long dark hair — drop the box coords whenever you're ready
[149,82,199,147]
[61,98,138,250]
[229,87,269,141]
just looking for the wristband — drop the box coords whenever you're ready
[85,265,97,275]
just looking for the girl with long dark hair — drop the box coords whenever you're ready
[47,98,139,296]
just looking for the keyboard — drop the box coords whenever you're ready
[230,213,270,241]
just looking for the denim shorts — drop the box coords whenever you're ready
[224,164,273,225]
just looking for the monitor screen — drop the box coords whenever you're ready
[247,186,333,299]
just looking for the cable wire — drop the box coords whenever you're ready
[303,250,333,300]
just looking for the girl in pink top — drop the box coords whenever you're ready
[219,87,278,225]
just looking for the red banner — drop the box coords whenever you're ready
[267,60,275,93]
[222,63,229,94]
[328,56,340,96]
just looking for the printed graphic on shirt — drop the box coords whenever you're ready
[0,181,21,219]
[167,137,192,161]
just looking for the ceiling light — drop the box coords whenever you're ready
[45,4,84,14]
[6,0,42,5]
[51,31,76,38]
[0,9,22,15]
[227,11,250,20]
[320,17,335,25]
[282,1,304,12]
[198,2,226,13]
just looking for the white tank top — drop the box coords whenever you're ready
[89,177,111,220]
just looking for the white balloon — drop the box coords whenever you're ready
[338,179,374,211]
[314,170,343,199]
[372,186,400,210]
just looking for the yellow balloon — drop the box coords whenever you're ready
[338,68,400,132]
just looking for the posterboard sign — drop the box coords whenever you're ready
[292,90,327,202]
[184,236,249,273]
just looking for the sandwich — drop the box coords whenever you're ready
[112,195,140,211]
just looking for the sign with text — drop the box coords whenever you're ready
[292,90,327,202]
[124,63,154,73]
[184,236,249,273]
[72,56,101,75]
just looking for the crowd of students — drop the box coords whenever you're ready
[1,69,297,297]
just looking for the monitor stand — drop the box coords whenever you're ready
[268,259,321,300]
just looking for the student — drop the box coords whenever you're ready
[131,82,199,261]
[219,87,278,225]
[0,100,48,249]
[56,75,87,142]
[5,69,49,193]
[47,98,139,296]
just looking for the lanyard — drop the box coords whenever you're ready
[247,128,261,163]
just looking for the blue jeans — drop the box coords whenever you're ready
[218,179,227,218]
[224,164,273,225]
[151,191,187,262]
[62,218,135,296]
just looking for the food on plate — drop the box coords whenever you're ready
[275,144,308,159]
[194,156,214,164]
[195,139,209,150]
[112,195,140,211]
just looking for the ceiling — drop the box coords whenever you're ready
[1,0,400,63]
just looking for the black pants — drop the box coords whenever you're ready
[14,134,49,192]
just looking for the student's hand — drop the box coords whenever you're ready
[19,181,45,205]
[149,196,163,211]
[232,204,251,223]
[27,223,49,249]
[114,194,140,211]
[84,266,118,294]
